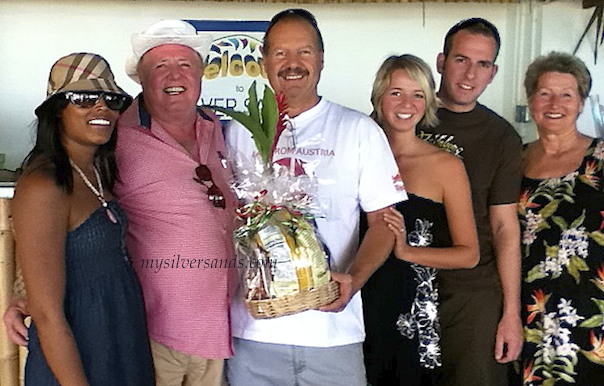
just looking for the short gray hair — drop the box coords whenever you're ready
[524,52,591,101]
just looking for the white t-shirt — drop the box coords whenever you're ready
[224,98,407,347]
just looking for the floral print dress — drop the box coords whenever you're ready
[519,138,604,385]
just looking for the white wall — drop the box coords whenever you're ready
[540,1,604,140]
[0,0,600,169]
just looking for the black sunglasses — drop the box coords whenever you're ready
[65,91,129,111]
[194,164,225,209]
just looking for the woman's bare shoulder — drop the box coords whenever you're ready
[14,161,65,205]
[421,142,466,175]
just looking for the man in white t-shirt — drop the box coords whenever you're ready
[224,9,407,386]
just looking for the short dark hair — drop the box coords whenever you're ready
[263,8,324,54]
[24,94,119,193]
[443,18,501,61]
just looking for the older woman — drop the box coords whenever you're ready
[362,54,479,386]
[13,53,154,386]
[519,52,604,385]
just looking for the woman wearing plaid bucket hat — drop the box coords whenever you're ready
[10,53,154,386]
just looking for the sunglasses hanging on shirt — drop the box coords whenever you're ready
[194,164,226,209]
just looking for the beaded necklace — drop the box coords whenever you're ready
[69,159,117,223]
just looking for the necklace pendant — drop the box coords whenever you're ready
[106,208,118,224]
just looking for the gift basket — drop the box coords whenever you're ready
[216,82,339,319]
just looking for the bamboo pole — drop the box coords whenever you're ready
[0,198,19,386]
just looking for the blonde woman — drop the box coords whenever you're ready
[362,54,478,386]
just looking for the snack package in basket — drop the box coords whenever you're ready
[214,81,339,318]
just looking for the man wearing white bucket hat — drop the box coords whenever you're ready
[116,20,237,386]
[3,19,236,386]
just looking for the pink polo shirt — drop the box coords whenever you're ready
[114,97,236,358]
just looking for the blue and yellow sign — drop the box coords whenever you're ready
[188,20,270,119]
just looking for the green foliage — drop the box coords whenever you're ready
[212,81,278,165]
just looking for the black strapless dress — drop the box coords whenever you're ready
[362,194,452,386]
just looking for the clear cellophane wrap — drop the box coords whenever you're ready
[231,155,334,311]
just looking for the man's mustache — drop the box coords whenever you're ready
[277,67,309,78]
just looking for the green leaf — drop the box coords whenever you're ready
[557,372,576,383]
[246,85,272,164]
[211,82,280,165]
[554,355,577,370]
[579,314,603,328]
[570,210,586,229]
[571,255,589,270]
[213,106,251,127]
[539,199,560,219]
[534,191,553,203]
[552,215,568,231]
[534,220,551,234]
[568,255,589,284]
[525,264,547,283]
[524,327,543,344]
[544,242,559,258]
[247,80,260,125]
[261,86,278,142]
[213,106,271,164]
[589,230,604,246]
[592,297,604,313]
[212,107,267,142]
[542,377,556,386]
[582,349,604,365]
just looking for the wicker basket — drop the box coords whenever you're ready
[246,280,340,319]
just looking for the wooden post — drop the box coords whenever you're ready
[0,197,19,386]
